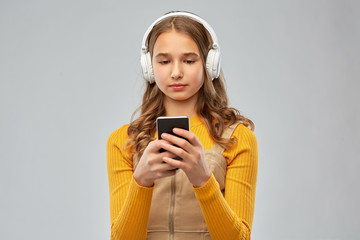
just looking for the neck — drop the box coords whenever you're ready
[164,95,198,117]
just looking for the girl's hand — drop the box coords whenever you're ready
[160,128,211,188]
[133,139,178,187]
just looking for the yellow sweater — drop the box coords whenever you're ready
[107,115,258,239]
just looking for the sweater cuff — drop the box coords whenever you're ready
[129,175,154,196]
[193,173,220,202]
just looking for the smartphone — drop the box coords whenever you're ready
[156,116,189,139]
[156,116,189,159]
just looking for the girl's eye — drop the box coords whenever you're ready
[185,60,195,64]
[159,60,170,65]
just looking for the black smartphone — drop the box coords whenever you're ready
[156,116,190,139]
[156,116,189,159]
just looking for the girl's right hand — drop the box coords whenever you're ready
[133,139,178,187]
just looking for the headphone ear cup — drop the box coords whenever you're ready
[141,52,155,83]
[206,49,222,80]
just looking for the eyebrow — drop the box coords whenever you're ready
[184,52,200,57]
[155,53,170,58]
[154,52,200,58]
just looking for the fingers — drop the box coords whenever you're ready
[148,139,177,154]
[149,161,178,173]
[172,128,200,145]
[160,129,202,159]
[160,130,199,153]
[160,142,186,160]
[148,138,184,162]
[162,156,184,169]
[143,139,178,169]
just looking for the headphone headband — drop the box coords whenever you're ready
[141,12,220,54]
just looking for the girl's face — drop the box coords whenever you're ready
[152,29,204,105]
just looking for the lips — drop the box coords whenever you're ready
[169,83,187,90]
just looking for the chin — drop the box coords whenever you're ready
[171,95,191,101]
[166,93,197,102]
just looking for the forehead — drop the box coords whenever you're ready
[153,30,200,54]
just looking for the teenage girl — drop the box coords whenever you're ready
[107,11,258,240]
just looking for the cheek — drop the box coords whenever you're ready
[153,66,165,86]
[153,65,168,92]
[153,64,168,81]
[190,66,205,85]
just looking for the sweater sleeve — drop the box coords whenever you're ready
[193,124,258,240]
[107,125,154,240]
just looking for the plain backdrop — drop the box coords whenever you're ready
[1,0,359,239]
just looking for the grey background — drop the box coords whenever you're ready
[1,0,359,239]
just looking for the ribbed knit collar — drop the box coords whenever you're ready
[189,115,203,129]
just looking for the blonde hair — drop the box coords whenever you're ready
[127,16,254,157]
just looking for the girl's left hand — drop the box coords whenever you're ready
[160,128,211,188]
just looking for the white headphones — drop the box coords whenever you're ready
[140,12,222,83]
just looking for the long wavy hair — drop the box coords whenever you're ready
[127,16,254,158]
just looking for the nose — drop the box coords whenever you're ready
[171,61,183,80]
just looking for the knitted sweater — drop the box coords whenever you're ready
[107,115,258,239]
